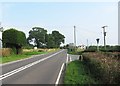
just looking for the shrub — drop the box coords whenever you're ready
[2,29,27,54]
[82,52,120,84]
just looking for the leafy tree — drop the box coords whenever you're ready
[52,31,65,48]
[27,27,47,48]
[2,29,26,54]
[27,27,65,48]
[46,34,55,48]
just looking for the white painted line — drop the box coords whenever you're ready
[0,50,64,80]
[66,54,69,63]
[70,56,72,62]
[55,63,64,85]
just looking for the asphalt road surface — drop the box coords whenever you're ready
[1,49,67,84]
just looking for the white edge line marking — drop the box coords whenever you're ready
[0,50,64,80]
[55,63,64,85]
[66,54,68,63]
[70,56,72,62]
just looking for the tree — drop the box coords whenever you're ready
[46,34,55,48]
[2,29,26,54]
[52,31,65,48]
[27,27,47,48]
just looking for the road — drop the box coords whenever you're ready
[1,49,67,84]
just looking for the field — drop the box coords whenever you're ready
[0,51,47,63]
[0,48,58,63]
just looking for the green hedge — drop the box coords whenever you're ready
[82,53,120,84]
[84,45,120,52]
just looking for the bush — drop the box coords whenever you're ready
[85,45,120,52]
[100,45,120,52]
[84,46,97,52]
[82,52,120,84]
[2,29,27,54]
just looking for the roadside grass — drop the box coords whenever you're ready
[0,51,47,63]
[64,60,98,84]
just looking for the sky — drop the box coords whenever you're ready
[0,1,119,46]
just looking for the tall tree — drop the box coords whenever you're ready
[46,34,55,48]
[27,27,47,48]
[52,31,65,48]
[2,29,26,54]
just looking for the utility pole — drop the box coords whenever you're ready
[102,26,107,50]
[0,22,3,32]
[0,22,3,49]
[87,39,88,49]
[44,33,45,49]
[74,26,76,52]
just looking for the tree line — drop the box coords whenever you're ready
[2,27,65,54]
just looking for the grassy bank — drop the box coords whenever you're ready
[0,51,47,63]
[64,60,98,84]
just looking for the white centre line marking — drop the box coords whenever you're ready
[0,50,64,80]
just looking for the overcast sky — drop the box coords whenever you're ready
[0,0,119,46]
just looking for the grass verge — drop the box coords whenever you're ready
[64,60,98,84]
[0,51,47,63]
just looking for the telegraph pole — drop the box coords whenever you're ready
[0,22,3,49]
[102,26,107,50]
[87,39,88,49]
[74,26,76,51]
[0,22,3,32]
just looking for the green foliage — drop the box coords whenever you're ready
[17,31,26,45]
[84,46,97,52]
[64,61,97,84]
[46,34,55,48]
[2,29,17,45]
[2,28,27,54]
[82,56,104,83]
[23,44,33,49]
[82,53,120,84]
[84,45,120,52]
[52,31,65,48]
[27,27,65,48]
[27,27,47,48]
[102,45,120,52]
[3,29,26,46]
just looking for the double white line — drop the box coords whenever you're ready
[0,50,64,81]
